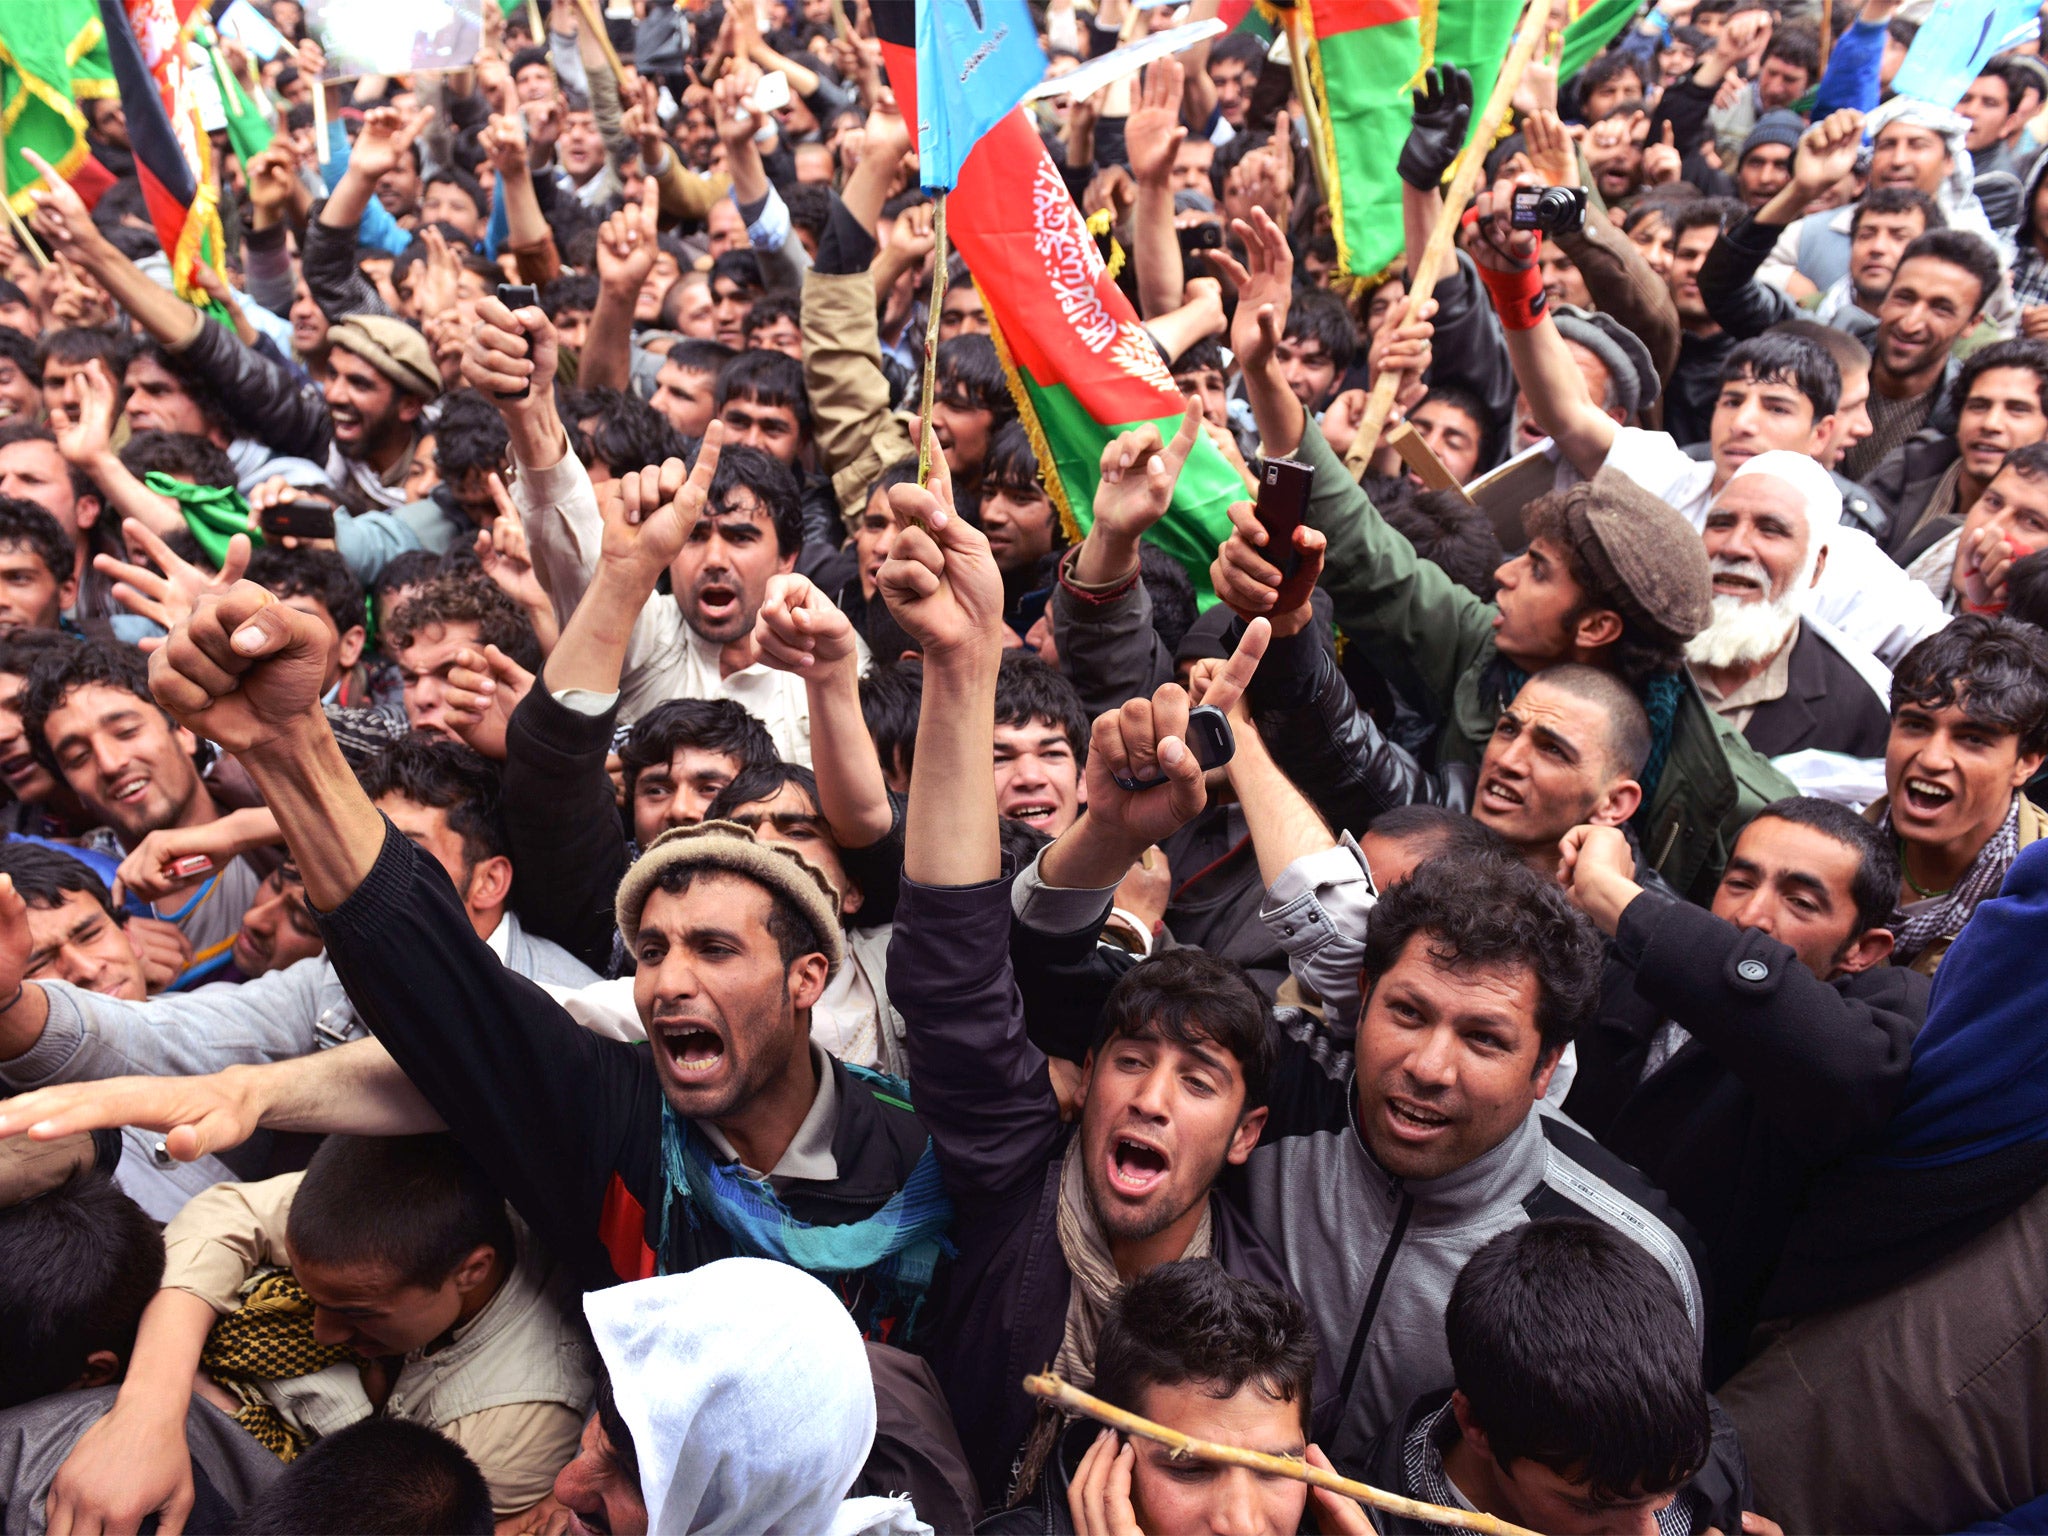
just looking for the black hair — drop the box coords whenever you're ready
[1671,196,1740,241]
[1762,24,1821,79]
[1413,379,1501,474]
[373,549,445,610]
[541,272,601,320]
[1447,1220,1709,1504]
[619,697,780,799]
[1093,1260,1317,1433]
[667,338,737,378]
[0,495,74,586]
[1768,317,1870,384]
[1949,336,2048,420]
[934,335,1016,425]
[2006,546,2048,634]
[0,1172,164,1410]
[1096,948,1275,1108]
[1380,482,1503,601]
[1363,849,1604,1056]
[0,841,118,918]
[34,326,132,379]
[1527,662,1653,779]
[995,652,1088,762]
[1887,15,1918,48]
[1280,287,1358,376]
[1895,229,2002,316]
[422,166,486,220]
[708,248,767,297]
[430,389,513,481]
[785,181,832,243]
[89,179,152,243]
[1138,543,1197,656]
[285,1134,513,1291]
[1849,185,1944,241]
[1169,336,1227,379]
[509,44,551,77]
[706,440,805,559]
[117,429,237,489]
[22,639,161,776]
[1974,55,2033,114]
[1720,331,1840,420]
[583,391,691,481]
[984,420,1053,505]
[386,573,543,674]
[1746,795,1901,939]
[128,339,230,435]
[231,1417,495,1535]
[714,348,814,442]
[742,291,803,340]
[246,545,367,640]
[0,325,34,379]
[1364,802,1515,862]
[356,733,511,867]
[860,660,922,784]
[0,627,74,684]
[1576,51,1648,103]
[1208,32,1268,71]
[705,760,821,824]
[1891,613,2048,758]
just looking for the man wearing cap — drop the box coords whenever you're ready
[1473,182,1953,670]
[1508,305,1660,458]
[1687,452,1894,792]
[322,315,442,514]
[132,440,951,1341]
[1215,208,1793,903]
[1733,110,1805,213]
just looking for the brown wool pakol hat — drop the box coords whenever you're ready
[325,315,443,401]
[1563,469,1714,650]
[614,820,844,968]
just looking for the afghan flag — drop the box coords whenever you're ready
[1559,0,1645,82]
[1,0,113,217]
[99,0,232,318]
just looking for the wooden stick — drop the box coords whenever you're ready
[1387,419,1474,500]
[0,116,50,269]
[1817,3,1833,84]
[572,0,631,89]
[1343,0,1545,480]
[1282,11,1330,205]
[916,190,949,487]
[312,70,330,166]
[1025,1373,1541,1536]
[829,0,854,44]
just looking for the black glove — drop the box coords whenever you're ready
[1398,66,1473,192]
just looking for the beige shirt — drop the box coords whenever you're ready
[699,1043,842,1186]
[1692,637,1796,737]
[163,1173,589,1514]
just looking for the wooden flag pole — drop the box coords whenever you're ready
[1024,1374,1541,1536]
[1283,11,1331,205]
[1342,0,1546,480]
[915,190,950,487]
[572,0,631,88]
[1387,418,1474,500]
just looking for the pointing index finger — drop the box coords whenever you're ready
[1196,616,1270,717]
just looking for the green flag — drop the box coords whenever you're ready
[203,39,273,168]
[1,0,105,217]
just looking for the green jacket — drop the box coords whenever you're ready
[1290,418,1794,903]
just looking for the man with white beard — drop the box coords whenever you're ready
[1687,452,1895,791]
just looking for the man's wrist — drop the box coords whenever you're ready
[1073,529,1142,587]
[235,710,339,779]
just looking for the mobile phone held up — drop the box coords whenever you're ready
[1110,706,1237,792]
[1256,456,1312,581]
[495,283,540,401]
[258,495,338,543]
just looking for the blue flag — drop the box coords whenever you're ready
[915,0,1045,191]
[1890,0,2039,109]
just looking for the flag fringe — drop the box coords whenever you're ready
[0,34,93,216]
[1403,0,1438,92]
[982,296,1082,544]
[1292,0,1353,276]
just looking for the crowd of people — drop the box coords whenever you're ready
[1,0,2047,1530]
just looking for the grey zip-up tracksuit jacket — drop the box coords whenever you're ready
[1230,1007,1706,1469]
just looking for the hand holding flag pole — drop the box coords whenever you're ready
[1343,0,1547,481]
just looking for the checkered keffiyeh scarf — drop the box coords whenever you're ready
[199,1269,352,1461]
[1885,797,2022,967]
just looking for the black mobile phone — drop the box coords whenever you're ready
[496,282,540,400]
[1256,455,1313,580]
[1177,221,1223,258]
[259,495,338,542]
[1111,706,1237,791]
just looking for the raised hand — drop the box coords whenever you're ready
[1210,496,1327,636]
[1399,65,1473,192]
[753,571,861,674]
[713,59,767,145]
[346,103,436,185]
[242,142,302,225]
[125,916,193,991]
[1081,617,1269,850]
[1368,295,1437,410]
[1208,206,1294,376]
[474,474,552,614]
[147,582,333,757]
[477,112,531,179]
[1068,1430,1142,1536]
[624,76,667,170]
[441,644,534,760]
[1091,398,1203,547]
[53,357,118,469]
[1523,108,1579,189]
[0,875,30,1011]
[1792,108,1865,196]
[1643,120,1682,187]
[595,173,660,298]
[96,518,253,635]
[1557,822,1642,934]
[1125,56,1187,186]
[597,420,724,588]
[1467,173,1542,273]
[0,1067,262,1161]
[878,425,1004,661]
[113,827,226,906]
[463,291,559,408]
[21,148,109,266]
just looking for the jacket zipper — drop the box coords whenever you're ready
[1336,1191,1414,1408]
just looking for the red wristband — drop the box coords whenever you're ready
[1478,262,1548,332]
